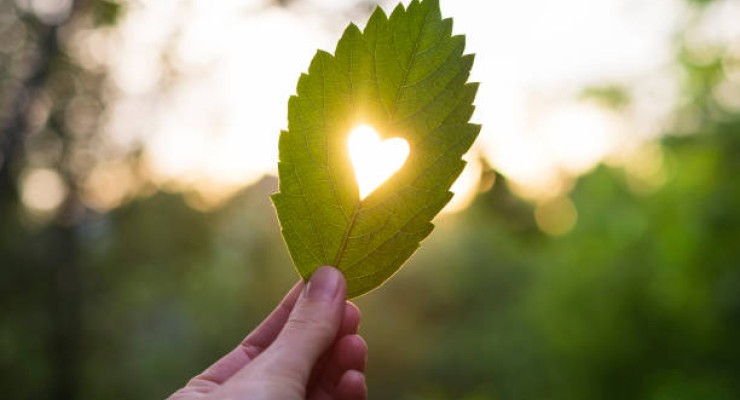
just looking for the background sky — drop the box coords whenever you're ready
[61,0,722,211]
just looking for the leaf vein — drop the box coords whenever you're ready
[388,6,431,119]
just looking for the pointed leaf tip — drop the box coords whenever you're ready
[273,0,480,297]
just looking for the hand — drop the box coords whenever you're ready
[169,266,368,400]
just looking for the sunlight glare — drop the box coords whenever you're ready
[97,0,689,210]
[538,103,620,175]
[443,155,482,215]
[348,125,409,199]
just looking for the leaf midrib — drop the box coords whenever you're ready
[331,6,434,268]
[342,122,474,273]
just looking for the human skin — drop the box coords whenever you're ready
[169,266,368,400]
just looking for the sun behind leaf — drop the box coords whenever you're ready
[348,125,410,199]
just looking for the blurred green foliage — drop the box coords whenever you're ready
[580,85,631,110]
[1,0,739,399]
[92,0,123,27]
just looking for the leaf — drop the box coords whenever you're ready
[272,0,480,298]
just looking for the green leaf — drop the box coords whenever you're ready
[272,0,480,298]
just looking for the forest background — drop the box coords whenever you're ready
[1,0,739,398]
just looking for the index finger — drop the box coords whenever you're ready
[169,280,304,397]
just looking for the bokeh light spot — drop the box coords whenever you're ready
[16,0,73,25]
[82,162,137,212]
[20,168,67,213]
[535,196,578,236]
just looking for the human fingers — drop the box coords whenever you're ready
[235,266,346,387]
[334,370,367,400]
[167,281,303,398]
[306,301,361,388]
[338,302,361,336]
[239,281,304,358]
[308,334,367,400]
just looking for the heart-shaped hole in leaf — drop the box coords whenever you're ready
[348,125,410,199]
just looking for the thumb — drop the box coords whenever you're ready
[246,266,346,385]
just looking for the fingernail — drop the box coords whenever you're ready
[306,266,342,301]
